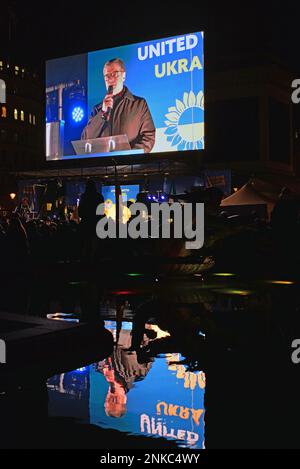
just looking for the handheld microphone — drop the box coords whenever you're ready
[106,85,114,120]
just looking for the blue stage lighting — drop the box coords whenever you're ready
[72,106,84,123]
[74,366,88,374]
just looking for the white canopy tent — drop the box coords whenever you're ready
[220,180,278,218]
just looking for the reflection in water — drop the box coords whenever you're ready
[3,276,300,448]
[47,321,206,449]
[46,313,80,323]
[138,354,205,448]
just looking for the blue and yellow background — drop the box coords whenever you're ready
[46,32,204,157]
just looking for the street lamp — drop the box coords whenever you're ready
[9,193,16,200]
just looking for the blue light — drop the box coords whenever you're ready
[72,106,84,123]
[161,195,165,200]
[74,366,88,374]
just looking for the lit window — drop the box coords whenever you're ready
[33,114,36,125]
[21,110,24,121]
[0,79,6,104]
[0,61,3,71]
[14,108,18,120]
[15,66,19,76]
[29,113,32,124]
[1,106,7,118]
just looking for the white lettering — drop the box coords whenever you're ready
[291,79,300,104]
[95,202,204,250]
[0,339,6,364]
[140,414,200,447]
[138,46,148,61]
[184,203,204,250]
[151,417,163,436]
[149,43,161,58]
[138,34,201,61]
[291,339,300,364]
[140,413,151,433]
[187,430,200,444]
[177,429,186,440]
[127,203,148,239]
[177,36,185,52]
[165,38,176,54]
[186,34,198,50]
[99,453,135,467]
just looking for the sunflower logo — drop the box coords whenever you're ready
[164,91,204,151]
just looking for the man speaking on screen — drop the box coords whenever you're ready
[81,58,156,153]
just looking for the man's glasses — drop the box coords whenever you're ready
[104,70,124,80]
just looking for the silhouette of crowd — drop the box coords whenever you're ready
[0,181,299,273]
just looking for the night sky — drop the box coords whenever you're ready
[1,1,300,74]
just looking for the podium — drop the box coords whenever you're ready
[72,134,131,156]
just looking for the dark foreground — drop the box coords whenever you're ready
[1,270,300,449]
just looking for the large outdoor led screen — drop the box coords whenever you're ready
[46,32,204,161]
[102,185,139,222]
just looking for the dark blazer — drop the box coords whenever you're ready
[81,86,156,153]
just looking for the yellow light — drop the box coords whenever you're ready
[9,193,16,200]
[218,289,252,296]
[212,273,235,277]
[46,203,52,211]
[233,187,238,192]
[267,281,294,285]
[147,324,170,339]
[104,202,131,223]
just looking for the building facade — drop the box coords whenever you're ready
[0,58,43,172]
[0,58,43,209]
[205,54,299,189]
